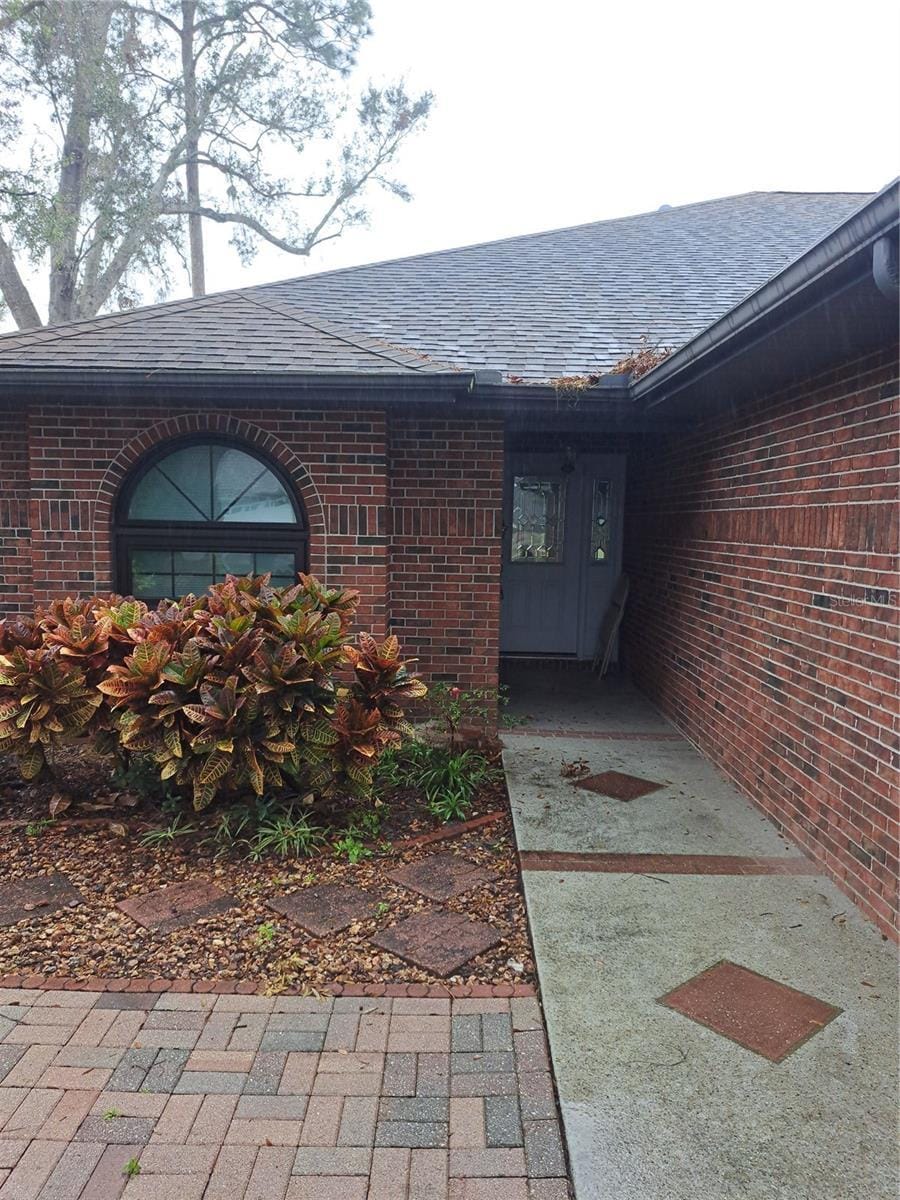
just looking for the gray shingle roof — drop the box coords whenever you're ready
[0,291,458,374]
[0,191,872,380]
[263,191,872,380]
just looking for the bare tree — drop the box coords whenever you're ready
[0,0,432,327]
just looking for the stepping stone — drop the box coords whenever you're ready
[269,883,378,937]
[389,852,498,901]
[0,872,82,926]
[573,770,662,801]
[117,879,235,932]
[658,960,842,1062]
[371,909,501,977]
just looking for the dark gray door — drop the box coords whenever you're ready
[500,452,625,657]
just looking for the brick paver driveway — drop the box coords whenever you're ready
[0,988,569,1199]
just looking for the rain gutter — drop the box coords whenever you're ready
[469,375,631,408]
[0,367,475,404]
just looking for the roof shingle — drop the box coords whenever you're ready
[0,191,872,380]
[0,292,458,375]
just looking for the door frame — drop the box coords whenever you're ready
[500,449,626,659]
[500,452,582,655]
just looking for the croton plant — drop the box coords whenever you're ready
[0,575,426,811]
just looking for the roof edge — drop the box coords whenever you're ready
[0,288,461,376]
[634,180,900,405]
[259,190,874,291]
[0,366,475,400]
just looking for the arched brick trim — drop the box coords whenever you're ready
[92,413,327,592]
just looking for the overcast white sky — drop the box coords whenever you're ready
[2,0,897,324]
[201,0,900,294]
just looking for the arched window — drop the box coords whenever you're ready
[114,437,307,601]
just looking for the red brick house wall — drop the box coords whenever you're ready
[0,408,31,614]
[388,416,503,687]
[622,348,900,938]
[0,400,501,688]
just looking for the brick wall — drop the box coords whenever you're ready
[0,400,503,687]
[18,403,388,631]
[622,348,900,938]
[389,416,504,687]
[0,408,31,614]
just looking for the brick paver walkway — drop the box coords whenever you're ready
[0,988,570,1199]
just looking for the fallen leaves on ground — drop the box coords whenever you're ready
[0,771,534,989]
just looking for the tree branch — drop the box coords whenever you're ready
[0,229,42,328]
[194,154,328,200]
[161,201,320,254]
[47,1,117,323]
[0,0,44,34]
[85,136,189,315]
[181,0,205,295]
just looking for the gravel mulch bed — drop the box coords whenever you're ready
[0,750,534,993]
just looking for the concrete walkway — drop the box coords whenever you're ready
[502,672,898,1200]
[0,990,569,1198]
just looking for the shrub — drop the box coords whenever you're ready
[347,805,382,839]
[0,597,139,778]
[112,753,181,805]
[200,795,328,861]
[421,749,496,822]
[377,740,498,823]
[332,832,372,863]
[0,574,425,812]
[245,808,328,862]
[0,645,103,779]
[0,614,41,654]
[427,682,509,748]
[139,813,198,848]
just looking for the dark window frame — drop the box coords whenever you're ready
[113,434,309,601]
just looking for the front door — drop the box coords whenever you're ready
[500,452,625,657]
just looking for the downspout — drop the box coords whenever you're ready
[872,234,899,302]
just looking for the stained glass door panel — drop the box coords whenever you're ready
[501,461,580,653]
[510,477,567,562]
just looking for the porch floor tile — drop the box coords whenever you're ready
[0,873,83,928]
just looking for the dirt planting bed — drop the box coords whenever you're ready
[0,753,534,993]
